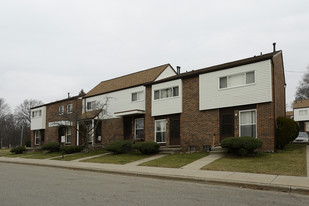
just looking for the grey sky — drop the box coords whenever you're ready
[1,0,308,111]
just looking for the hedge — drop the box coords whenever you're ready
[276,117,299,149]
[221,136,263,156]
[10,146,26,154]
[105,140,132,154]
[64,146,83,154]
[42,142,60,152]
[133,142,160,155]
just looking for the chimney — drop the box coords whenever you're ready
[273,42,276,52]
[176,66,181,74]
[68,92,70,98]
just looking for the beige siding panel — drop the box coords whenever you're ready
[200,60,272,110]
[294,108,309,121]
[30,106,46,130]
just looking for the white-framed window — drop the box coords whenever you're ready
[135,118,144,139]
[59,106,64,115]
[239,109,257,138]
[32,110,42,118]
[155,119,167,143]
[219,71,255,89]
[67,104,73,114]
[34,130,40,145]
[299,110,308,116]
[86,101,96,111]
[132,91,144,102]
[154,86,179,100]
[66,127,71,143]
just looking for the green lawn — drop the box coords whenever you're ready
[52,149,108,161]
[202,144,307,176]
[0,149,10,157]
[82,152,152,164]
[140,152,209,168]
[22,151,63,159]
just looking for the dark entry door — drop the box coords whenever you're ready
[170,116,180,145]
[220,112,234,141]
[124,117,132,139]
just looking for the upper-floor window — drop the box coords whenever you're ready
[32,110,42,118]
[87,101,96,111]
[132,91,144,102]
[67,104,73,114]
[299,110,308,116]
[59,106,64,115]
[219,71,255,89]
[154,86,179,100]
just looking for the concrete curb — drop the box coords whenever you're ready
[1,159,309,196]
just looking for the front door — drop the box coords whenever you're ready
[170,116,180,145]
[220,112,234,142]
[124,117,132,139]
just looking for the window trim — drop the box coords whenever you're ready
[154,86,179,100]
[34,130,40,145]
[239,109,257,138]
[32,110,42,118]
[131,91,144,102]
[59,106,64,115]
[134,118,144,139]
[219,71,256,90]
[154,119,167,143]
[66,127,71,144]
[67,104,73,114]
[86,101,96,111]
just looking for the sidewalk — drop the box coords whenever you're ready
[1,146,309,195]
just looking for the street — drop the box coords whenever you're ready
[1,163,309,206]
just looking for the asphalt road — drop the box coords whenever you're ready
[1,163,309,206]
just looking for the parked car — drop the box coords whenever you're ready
[293,132,309,144]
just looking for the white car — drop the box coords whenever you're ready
[293,132,309,144]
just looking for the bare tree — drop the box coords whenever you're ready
[295,67,309,100]
[14,99,43,127]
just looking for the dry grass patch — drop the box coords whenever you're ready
[139,152,209,168]
[202,144,307,176]
[0,149,10,157]
[52,149,108,161]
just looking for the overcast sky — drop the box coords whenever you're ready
[1,0,308,111]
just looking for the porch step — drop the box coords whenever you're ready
[209,146,227,154]
[159,146,182,154]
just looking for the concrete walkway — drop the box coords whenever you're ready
[1,146,309,195]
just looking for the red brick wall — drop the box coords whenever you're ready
[101,118,124,145]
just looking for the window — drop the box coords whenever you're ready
[155,119,166,143]
[219,71,255,89]
[299,110,308,116]
[66,127,71,143]
[132,91,144,102]
[32,110,42,118]
[87,101,96,111]
[154,86,179,100]
[67,104,73,114]
[135,118,144,139]
[239,110,256,138]
[35,130,40,145]
[59,106,64,115]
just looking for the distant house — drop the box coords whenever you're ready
[293,99,309,132]
[31,50,285,152]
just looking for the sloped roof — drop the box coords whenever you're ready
[294,99,309,109]
[148,51,282,85]
[286,111,293,117]
[85,64,172,97]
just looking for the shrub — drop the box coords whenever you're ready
[25,140,31,147]
[133,142,160,155]
[105,140,132,154]
[42,142,60,152]
[221,136,263,156]
[64,146,83,154]
[276,117,299,149]
[10,146,26,154]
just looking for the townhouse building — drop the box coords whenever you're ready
[31,50,285,152]
[293,99,309,132]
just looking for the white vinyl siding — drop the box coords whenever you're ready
[294,108,309,121]
[30,106,46,130]
[155,65,177,81]
[200,60,272,110]
[155,119,166,143]
[152,79,182,116]
[239,110,257,138]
